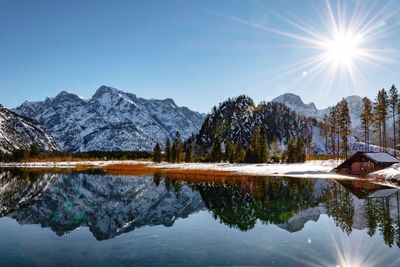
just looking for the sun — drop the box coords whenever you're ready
[192,0,396,97]
[323,31,364,66]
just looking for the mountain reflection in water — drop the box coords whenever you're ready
[1,168,400,250]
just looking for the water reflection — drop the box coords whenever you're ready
[1,169,400,249]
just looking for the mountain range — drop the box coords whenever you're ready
[0,85,371,154]
[14,86,205,152]
[272,93,364,128]
[0,104,59,154]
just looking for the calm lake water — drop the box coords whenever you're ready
[1,168,400,267]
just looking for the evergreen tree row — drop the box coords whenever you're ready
[359,85,398,155]
[153,127,306,164]
[320,98,352,159]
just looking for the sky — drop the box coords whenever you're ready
[1,0,400,113]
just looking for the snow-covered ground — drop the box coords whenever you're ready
[0,160,356,179]
[368,163,400,180]
[145,160,355,179]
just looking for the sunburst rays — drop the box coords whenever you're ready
[186,0,399,105]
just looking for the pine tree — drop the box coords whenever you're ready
[328,105,339,159]
[153,143,162,163]
[184,142,193,162]
[287,138,295,163]
[234,145,245,163]
[360,97,373,150]
[210,136,222,162]
[339,99,351,158]
[244,126,269,163]
[224,139,235,163]
[245,147,255,163]
[165,138,171,162]
[306,135,313,160]
[270,138,281,163]
[321,115,330,155]
[373,102,382,151]
[397,100,400,152]
[295,138,305,162]
[260,128,269,163]
[172,132,182,163]
[389,84,398,155]
[375,89,389,151]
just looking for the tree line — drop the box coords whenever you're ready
[155,84,399,164]
[0,147,152,162]
[153,128,307,164]
[319,84,399,159]
[359,85,398,155]
[320,98,352,160]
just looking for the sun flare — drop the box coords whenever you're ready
[323,31,364,66]
[192,0,397,102]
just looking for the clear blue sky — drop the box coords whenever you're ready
[1,0,400,113]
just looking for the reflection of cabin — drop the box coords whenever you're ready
[337,180,397,199]
[334,152,399,175]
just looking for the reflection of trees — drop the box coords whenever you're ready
[396,194,400,248]
[324,183,354,235]
[365,198,378,236]
[324,181,400,249]
[378,197,394,247]
[189,177,320,231]
[366,193,400,248]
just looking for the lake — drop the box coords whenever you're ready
[1,168,400,267]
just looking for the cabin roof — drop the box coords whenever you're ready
[334,151,399,171]
[363,152,399,163]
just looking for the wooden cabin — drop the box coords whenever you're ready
[334,152,399,175]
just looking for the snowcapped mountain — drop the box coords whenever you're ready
[196,95,324,153]
[0,105,59,154]
[14,86,205,152]
[272,93,326,118]
[195,94,385,155]
[272,93,364,128]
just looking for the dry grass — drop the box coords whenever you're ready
[95,163,243,181]
[15,167,77,174]
[103,164,160,176]
[306,155,343,161]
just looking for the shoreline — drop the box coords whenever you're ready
[0,159,357,180]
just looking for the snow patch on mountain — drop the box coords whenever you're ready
[15,86,205,152]
[0,105,59,154]
[272,93,364,128]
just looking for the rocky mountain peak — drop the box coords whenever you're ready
[53,90,84,103]
[162,98,177,107]
[14,86,205,152]
[92,85,120,99]
[272,92,364,129]
[272,93,317,112]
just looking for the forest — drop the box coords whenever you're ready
[154,85,399,164]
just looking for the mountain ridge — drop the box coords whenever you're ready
[0,105,60,154]
[272,92,364,128]
[15,86,205,152]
